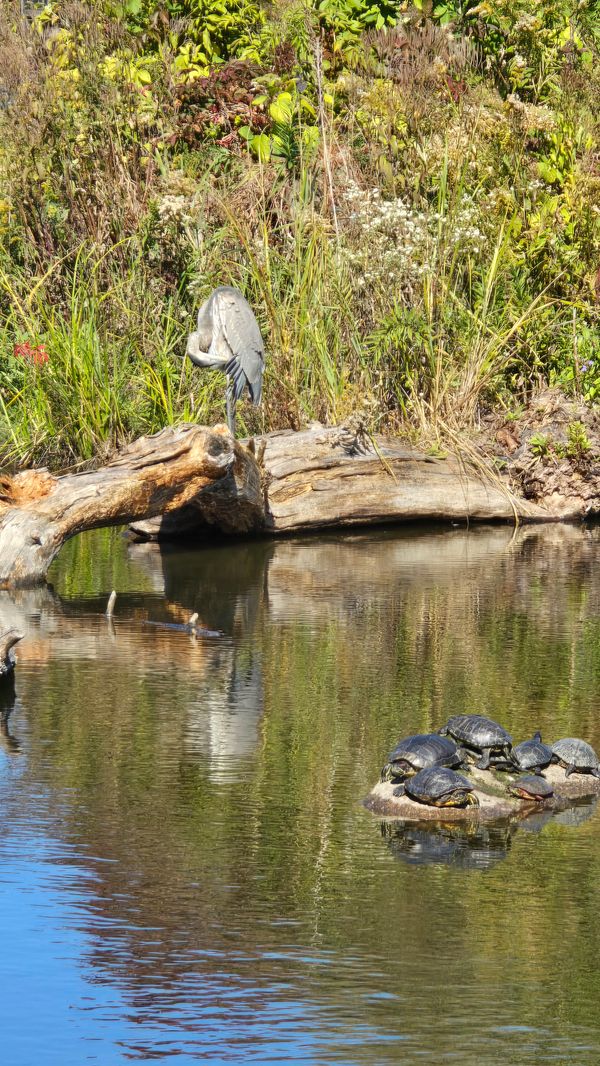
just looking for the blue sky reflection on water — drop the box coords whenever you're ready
[0,819,394,1064]
[0,836,340,1065]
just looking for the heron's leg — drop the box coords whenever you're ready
[226,378,236,437]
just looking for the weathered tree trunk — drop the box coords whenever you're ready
[0,424,262,587]
[258,427,532,530]
[131,424,552,541]
[0,421,590,587]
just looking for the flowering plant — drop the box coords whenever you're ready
[13,342,49,367]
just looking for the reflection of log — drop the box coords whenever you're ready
[0,424,262,586]
[0,629,23,677]
[132,424,552,542]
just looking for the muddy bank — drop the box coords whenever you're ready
[363,764,600,822]
[484,388,600,519]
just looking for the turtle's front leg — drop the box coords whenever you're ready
[477,748,491,770]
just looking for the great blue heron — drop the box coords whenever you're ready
[183,286,265,437]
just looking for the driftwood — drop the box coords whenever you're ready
[131,423,559,542]
[0,420,596,586]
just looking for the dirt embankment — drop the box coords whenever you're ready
[483,389,600,518]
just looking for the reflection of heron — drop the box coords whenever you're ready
[183,287,265,437]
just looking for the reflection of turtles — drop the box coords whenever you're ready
[393,767,478,808]
[507,775,553,802]
[439,714,512,770]
[503,732,553,775]
[551,738,600,778]
[380,734,461,782]
[381,821,514,870]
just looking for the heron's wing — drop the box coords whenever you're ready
[216,289,265,403]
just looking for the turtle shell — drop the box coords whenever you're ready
[386,734,461,776]
[508,775,553,801]
[440,714,512,750]
[551,738,600,774]
[404,767,476,807]
[512,736,553,772]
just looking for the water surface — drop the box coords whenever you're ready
[0,523,599,1063]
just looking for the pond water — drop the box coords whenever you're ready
[0,523,599,1064]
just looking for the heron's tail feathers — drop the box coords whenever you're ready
[248,374,262,405]
[224,357,246,400]
[225,356,263,405]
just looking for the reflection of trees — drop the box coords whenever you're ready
[2,523,600,1058]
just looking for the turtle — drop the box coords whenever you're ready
[507,775,554,802]
[438,714,512,770]
[380,733,462,783]
[551,738,600,778]
[495,731,553,775]
[393,767,479,808]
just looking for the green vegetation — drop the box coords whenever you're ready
[0,0,598,467]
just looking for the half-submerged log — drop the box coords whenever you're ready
[0,424,263,587]
[364,763,600,823]
[0,629,23,678]
[1,419,594,586]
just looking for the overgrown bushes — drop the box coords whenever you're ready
[0,0,598,467]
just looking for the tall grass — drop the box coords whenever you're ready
[0,172,582,471]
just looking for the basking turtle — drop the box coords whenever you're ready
[507,775,554,802]
[380,733,461,783]
[439,714,512,770]
[551,738,600,778]
[393,767,479,808]
[495,731,553,774]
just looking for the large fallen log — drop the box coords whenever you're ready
[131,423,554,541]
[0,424,262,587]
[0,420,595,587]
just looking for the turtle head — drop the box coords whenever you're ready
[380,759,413,783]
[464,791,480,808]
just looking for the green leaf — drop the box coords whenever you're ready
[249,133,271,162]
[269,91,294,125]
